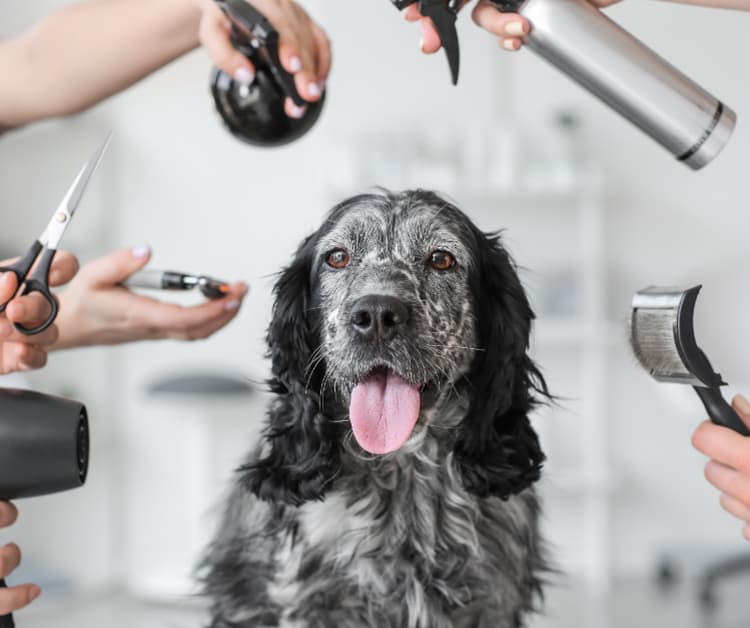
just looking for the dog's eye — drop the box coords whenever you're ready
[429,250,456,271]
[326,249,351,269]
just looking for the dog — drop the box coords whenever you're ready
[201,189,550,628]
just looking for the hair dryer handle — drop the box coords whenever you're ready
[0,579,14,627]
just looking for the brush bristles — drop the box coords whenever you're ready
[630,308,693,382]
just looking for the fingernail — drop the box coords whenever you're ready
[131,245,150,259]
[289,104,307,119]
[419,36,424,52]
[224,300,239,312]
[30,586,41,601]
[503,39,518,51]
[734,394,750,417]
[289,56,302,72]
[308,82,321,98]
[505,21,526,36]
[233,67,254,85]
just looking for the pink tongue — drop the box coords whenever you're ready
[349,370,421,454]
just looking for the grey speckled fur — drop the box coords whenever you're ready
[201,190,549,628]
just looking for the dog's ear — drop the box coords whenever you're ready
[454,230,548,499]
[239,234,340,506]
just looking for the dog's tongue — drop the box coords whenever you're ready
[349,369,421,454]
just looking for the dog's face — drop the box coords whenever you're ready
[252,190,546,504]
[313,197,478,454]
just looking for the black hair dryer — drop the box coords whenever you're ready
[0,388,89,628]
[210,0,325,147]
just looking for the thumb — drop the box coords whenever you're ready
[80,246,152,287]
[731,395,750,429]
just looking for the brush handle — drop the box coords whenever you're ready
[0,579,14,627]
[694,387,750,437]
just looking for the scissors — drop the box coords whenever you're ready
[0,133,111,336]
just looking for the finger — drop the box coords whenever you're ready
[9,344,49,371]
[404,5,421,21]
[704,460,750,507]
[80,246,152,287]
[0,273,18,305]
[0,544,21,580]
[745,523,750,542]
[732,394,750,426]
[720,493,750,523]
[0,502,18,528]
[199,4,257,84]
[48,251,79,287]
[134,282,247,341]
[5,293,57,336]
[311,24,331,85]
[498,37,522,51]
[419,18,442,54]
[277,33,321,103]
[284,98,307,119]
[692,421,750,475]
[0,583,41,615]
[472,4,529,39]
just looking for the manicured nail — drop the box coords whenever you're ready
[30,586,41,601]
[503,39,519,51]
[734,394,750,417]
[289,56,302,72]
[505,21,525,36]
[131,245,150,259]
[224,300,239,312]
[289,104,307,119]
[233,67,254,85]
[308,82,321,98]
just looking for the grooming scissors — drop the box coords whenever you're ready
[0,133,111,335]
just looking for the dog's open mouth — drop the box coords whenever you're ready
[348,365,421,455]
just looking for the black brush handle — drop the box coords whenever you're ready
[695,387,750,437]
[0,579,14,627]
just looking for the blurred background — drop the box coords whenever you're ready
[1,0,750,626]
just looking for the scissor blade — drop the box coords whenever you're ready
[421,3,460,84]
[61,131,113,218]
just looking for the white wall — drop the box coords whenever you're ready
[1,0,750,596]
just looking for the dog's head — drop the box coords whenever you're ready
[244,190,547,505]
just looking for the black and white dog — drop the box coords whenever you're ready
[202,189,550,628]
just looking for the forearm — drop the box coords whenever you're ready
[0,0,208,129]
[662,0,750,9]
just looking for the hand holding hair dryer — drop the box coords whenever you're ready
[0,389,89,627]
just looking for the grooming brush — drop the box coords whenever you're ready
[630,285,750,436]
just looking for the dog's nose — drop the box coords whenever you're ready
[350,295,410,342]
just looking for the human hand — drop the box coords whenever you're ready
[404,0,621,53]
[0,252,79,373]
[197,0,331,118]
[692,394,750,541]
[51,246,248,350]
[0,502,41,615]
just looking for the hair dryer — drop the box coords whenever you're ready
[492,0,736,169]
[0,388,89,628]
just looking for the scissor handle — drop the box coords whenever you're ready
[11,248,59,336]
[0,241,44,315]
[0,579,14,627]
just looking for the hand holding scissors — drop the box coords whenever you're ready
[0,134,111,336]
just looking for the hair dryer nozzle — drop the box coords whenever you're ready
[0,389,89,500]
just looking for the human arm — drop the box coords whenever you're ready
[0,0,331,130]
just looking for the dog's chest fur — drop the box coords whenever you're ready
[218,436,541,628]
